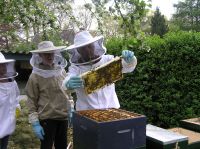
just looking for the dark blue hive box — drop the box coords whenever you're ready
[73,108,146,149]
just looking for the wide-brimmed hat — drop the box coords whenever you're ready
[0,52,15,63]
[66,31,103,50]
[31,41,66,53]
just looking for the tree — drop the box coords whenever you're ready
[150,8,169,37]
[100,15,122,38]
[82,0,150,48]
[141,10,154,34]
[111,0,149,37]
[0,0,57,45]
[0,0,76,49]
[173,0,200,31]
[73,5,94,30]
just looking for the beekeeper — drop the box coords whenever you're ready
[62,30,137,111]
[0,52,20,149]
[25,41,73,149]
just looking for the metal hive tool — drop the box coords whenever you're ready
[81,56,123,94]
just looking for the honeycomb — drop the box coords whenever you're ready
[78,108,140,122]
[81,57,123,94]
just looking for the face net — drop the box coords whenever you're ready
[68,39,106,65]
[0,61,17,80]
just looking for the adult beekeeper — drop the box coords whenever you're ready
[62,30,137,111]
[0,52,20,149]
[25,41,74,149]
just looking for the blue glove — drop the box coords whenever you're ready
[65,76,84,90]
[32,121,45,140]
[122,50,134,63]
[68,107,74,127]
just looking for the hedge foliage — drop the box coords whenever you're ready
[106,31,200,128]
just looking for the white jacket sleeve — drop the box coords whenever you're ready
[122,56,137,73]
[14,81,21,107]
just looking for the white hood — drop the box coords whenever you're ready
[30,52,67,78]
[67,39,106,66]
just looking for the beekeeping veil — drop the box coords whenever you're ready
[65,31,106,66]
[30,41,67,78]
[0,52,18,80]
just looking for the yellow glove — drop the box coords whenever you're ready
[15,107,21,118]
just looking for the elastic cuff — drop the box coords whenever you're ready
[29,112,39,124]
[32,121,40,126]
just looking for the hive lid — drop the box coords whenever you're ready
[181,117,200,124]
[146,124,188,145]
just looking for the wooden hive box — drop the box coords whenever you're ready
[169,127,200,149]
[146,124,188,149]
[73,108,146,149]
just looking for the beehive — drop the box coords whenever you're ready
[81,56,123,94]
[73,108,146,149]
[146,124,188,149]
[181,118,200,132]
[169,127,200,149]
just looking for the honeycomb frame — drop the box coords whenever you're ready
[81,56,123,94]
[78,108,141,122]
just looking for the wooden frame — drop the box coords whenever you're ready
[81,56,123,94]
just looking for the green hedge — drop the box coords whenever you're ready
[106,31,200,128]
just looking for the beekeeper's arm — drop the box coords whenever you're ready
[121,50,137,73]
[62,66,84,90]
[15,81,21,118]
[25,75,44,140]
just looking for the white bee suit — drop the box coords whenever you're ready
[63,55,137,111]
[0,81,20,138]
[62,31,137,111]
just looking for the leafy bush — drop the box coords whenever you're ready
[106,31,200,128]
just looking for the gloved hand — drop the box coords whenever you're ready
[122,50,135,63]
[68,107,74,128]
[32,121,45,140]
[65,76,84,90]
[68,100,74,127]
